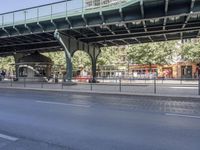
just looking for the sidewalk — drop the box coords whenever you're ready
[0,82,200,99]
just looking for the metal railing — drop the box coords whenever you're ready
[0,77,200,96]
[0,0,130,27]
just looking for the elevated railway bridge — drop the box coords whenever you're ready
[0,0,200,81]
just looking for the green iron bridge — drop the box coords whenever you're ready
[0,0,200,81]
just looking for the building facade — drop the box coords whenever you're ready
[129,61,199,79]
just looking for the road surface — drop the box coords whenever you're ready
[0,88,200,150]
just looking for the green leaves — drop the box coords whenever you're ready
[0,56,14,72]
[73,51,91,70]
[180,40,200,63]
[97,46,127,66]
[127,41,177,66]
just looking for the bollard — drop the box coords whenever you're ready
[180,78,182,84]
[198,77,200,95]
[154,77,156,94]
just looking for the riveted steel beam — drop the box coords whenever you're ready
[140,0,147,32]
[182,0,196,29]
[163,0,169,30]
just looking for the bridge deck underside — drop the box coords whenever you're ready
[0,0,200,56]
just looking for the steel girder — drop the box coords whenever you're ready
[0,0,200,56]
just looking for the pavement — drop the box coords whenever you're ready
[0,81,199,98]
[0,88,200,150]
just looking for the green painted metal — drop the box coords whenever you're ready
[54,29,100,81]
[0,0,199,80]
[0,0,136,28]
[0,0,199,57]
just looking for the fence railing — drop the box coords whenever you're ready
[0,0,129,27]
[0,77,200,96]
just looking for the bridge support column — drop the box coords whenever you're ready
[54,30,74,83]
[66,58,73,82]
[54,30,101,84]
[88,47,101,83]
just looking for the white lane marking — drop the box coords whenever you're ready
[165,113,200,119]
[170,87,198,89]
[0,133,18,141]
[36,101,91,108]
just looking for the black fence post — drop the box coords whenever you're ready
[10,78,13,87]
[90,83,93,91]
[119,77,122,92]
[198,77,200,95]
[154,77,156,94]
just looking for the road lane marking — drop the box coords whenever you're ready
[165,113,200,119]
[36,101,91,108]
[0,133,18,141]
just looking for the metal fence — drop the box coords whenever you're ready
[0,0,130,27]
[0,77,200,96]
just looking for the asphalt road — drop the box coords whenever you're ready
[0,88,200,150]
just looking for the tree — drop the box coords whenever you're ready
[73,51,91,70]
[44,51,92,72]
[43,51,66,66]
[180,40,200,63]
[97,46,124,66]
[0,56,15,73]
[127,41,177,71]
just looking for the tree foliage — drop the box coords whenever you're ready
[97,46,126,66]
[0,56,14,72]
[73,51,91,70]
[127,41,177,66]
[44,51,91,70]
[180,40,200,63]
[43,51,66,66]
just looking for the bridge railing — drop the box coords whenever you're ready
[0,0,127,28]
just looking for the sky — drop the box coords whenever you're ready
[0,0,62,13]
